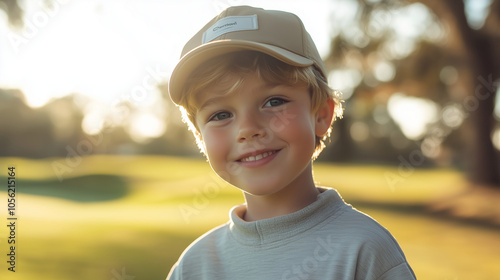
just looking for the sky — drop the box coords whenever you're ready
[0,0,335,108]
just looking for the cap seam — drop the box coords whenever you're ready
[291,13,307,59]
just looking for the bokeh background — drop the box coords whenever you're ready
[0,0,499,279]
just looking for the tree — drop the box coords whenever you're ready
[0,0,23,27]
[416,0,500,185]
[325,0,500,187]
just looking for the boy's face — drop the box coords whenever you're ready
[194,73,328,197]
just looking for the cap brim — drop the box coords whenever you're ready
[168,39,314,105]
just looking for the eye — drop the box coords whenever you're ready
[264,97,288,107]
[209,111,232,122]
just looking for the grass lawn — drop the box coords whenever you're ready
[0,155,498,279]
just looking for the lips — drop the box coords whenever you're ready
[237,149,280,163]
[239,151,276,162]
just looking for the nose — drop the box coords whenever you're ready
[237,112,267,143]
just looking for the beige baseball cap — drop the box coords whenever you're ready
[168,5,327,105]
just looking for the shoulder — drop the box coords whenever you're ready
[330,203,401,244]
[180,222,230,259]
[308,188,406,258]
[167,223,230,280]
[314,189,402,249]
[335,206,416,278]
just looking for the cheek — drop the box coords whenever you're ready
[201,128,238,182]
[201,128,231,159]
[271,108,316,145]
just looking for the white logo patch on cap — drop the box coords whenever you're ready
[203,15,258,44]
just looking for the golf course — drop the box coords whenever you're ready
[0,155,499,279]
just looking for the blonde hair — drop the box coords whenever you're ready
[176,51,343,158]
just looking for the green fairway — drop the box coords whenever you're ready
[0,155,498,279]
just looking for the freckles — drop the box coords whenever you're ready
[268,107,299,133]
[272,108,315,136]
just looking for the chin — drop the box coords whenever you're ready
[237,182,286,197]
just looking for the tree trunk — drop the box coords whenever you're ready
[419,0,500,186]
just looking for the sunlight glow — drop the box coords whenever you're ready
[464,0,492,29]
[393,3,433,39]
[387,93,440,140]
[81,102,108,135]
[0,0,333,109]
[128,112,166,143]
[441,104,465,129]
[492,128,500,151]
[328,69,363,100]
[373,61,395,82]
[439,66,459,86]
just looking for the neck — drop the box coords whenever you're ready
[242,163,319,221]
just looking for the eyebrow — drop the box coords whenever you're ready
[198,95,227,113]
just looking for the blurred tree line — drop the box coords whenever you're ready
[320,0,500,187]
[1,0,499,187]
[0,88,199,157]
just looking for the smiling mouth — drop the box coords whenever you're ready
[239,150,279,162]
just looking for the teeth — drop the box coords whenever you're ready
[241,151,275,162]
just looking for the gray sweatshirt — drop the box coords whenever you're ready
[167,188,416,280]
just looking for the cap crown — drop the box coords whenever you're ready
[169,6,326,105]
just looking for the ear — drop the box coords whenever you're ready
[315,98,335,137]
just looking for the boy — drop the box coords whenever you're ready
[167,6,416,280]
